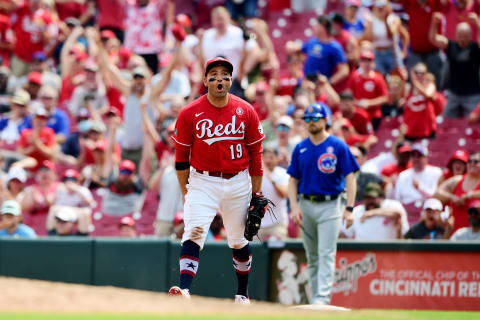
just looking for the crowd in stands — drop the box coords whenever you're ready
[0,0,480,241]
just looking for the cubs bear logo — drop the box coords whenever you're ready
[318,153,337,174]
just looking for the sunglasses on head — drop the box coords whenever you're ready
[303,117,321,123]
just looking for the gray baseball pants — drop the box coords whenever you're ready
[298,196,344,305]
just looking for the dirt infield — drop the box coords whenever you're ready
[0,277,321,316]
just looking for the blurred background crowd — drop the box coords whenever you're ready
[0,0,480,242]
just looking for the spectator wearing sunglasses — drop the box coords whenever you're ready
[436,152,480,233]
[101,159,146,216]
[450,200,480,241]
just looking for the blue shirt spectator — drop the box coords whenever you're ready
[302,38,347,78]
[0,200,37,239]
[26,86,70,143]
[0,224,37,238]
[0,89,32,145]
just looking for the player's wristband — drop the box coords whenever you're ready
[253,192,263,198]
[175,161,190,170]
[345,206,354,212]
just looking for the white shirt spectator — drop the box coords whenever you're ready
[55,183,94,208]
[156,165,183,222]
[261,166,289,229]
[202,25,256,78]
[361,152,396,175]
[394,165,442,205]
[343,199,409,240]
[151,70,191,109]
[450,228,480,241]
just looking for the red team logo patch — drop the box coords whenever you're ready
[318,153,337,174]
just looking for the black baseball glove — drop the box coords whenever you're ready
[244,193,275,241]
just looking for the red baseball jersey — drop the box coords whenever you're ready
[403,91,436,138]
[348,70,388,120]
[172,94,265,173]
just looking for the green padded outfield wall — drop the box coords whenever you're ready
[0,238,270,299]
[0,238,93,284]
[93,239,169,291]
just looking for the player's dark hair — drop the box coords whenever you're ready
[316,15,332,34]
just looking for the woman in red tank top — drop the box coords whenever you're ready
[403,63,437,141]
[436,152,480,233]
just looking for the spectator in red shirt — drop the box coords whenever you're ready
[443,0,480,41]
[340,118,378,150]
[17,108,58,171]
[438,149,469,185]
[381,142,412,178]
[10,0,58,77]
[0,14,13,67]
[339,91,373,135]
[403,62,438,141]
[435,151,480,232]
[55,0,86,22]
[331,12,360,74]
[24,71,42,101]
[97,0,125,42]
[467,100,480,123]
[252,81,271,121]
[348,50,389,130]
[274,51,303,98]
[397,0,445,88]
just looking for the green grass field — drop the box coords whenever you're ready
[0,310,479,320]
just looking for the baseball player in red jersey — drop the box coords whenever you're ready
[168,57,265,304]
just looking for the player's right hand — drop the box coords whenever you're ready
[343,210,354,229]
[291,207,303,225]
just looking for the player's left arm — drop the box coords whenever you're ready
[245,105,266,192]
[344,172,357,225]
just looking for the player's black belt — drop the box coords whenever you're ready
[196,170,239,179]
[302,194,339,202]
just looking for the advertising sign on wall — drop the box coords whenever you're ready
[270,249,480,311]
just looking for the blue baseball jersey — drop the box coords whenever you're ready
[301,38,347,78]
[287,135,359,195]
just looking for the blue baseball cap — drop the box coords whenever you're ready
[303,103,329,119]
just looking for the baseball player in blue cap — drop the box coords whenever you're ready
[287,102,359,305]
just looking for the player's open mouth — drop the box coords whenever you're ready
[217,84,224,91]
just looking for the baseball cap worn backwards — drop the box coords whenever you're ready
[205,57,233,76]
